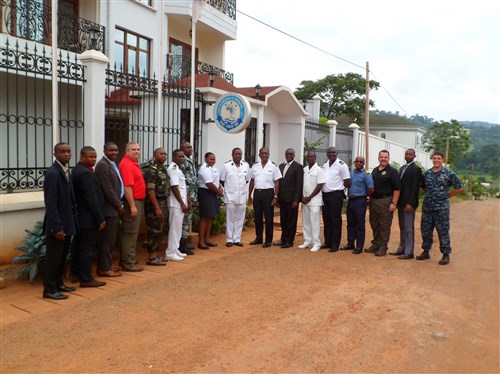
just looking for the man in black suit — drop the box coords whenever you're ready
[70,146,106,288]
[390,149,422,259]
[42,143,78,300]
[94,142,124,277]
[274,148,303,248]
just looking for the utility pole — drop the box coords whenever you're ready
[364,61,370,170]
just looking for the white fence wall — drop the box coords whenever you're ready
[353,130,432,171]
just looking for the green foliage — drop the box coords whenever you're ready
[12,221,46,283]
[422,119,471,164]
[390,161,401,171]
[210,205,226,234]
[244,206,254,229]
[294,73,380,120]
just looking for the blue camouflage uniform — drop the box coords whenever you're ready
[420,166,462,254]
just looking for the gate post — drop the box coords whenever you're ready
[327,119,338,147]
[349,123,360,165]
[78,50,109,156]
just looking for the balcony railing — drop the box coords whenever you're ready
[208,0,236,20]
[168,54,234,85]
[1,0,105,53]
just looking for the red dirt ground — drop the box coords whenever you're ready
[1,199,498,373]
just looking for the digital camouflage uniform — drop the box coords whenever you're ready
[144,161,170,253]
[180,156,198,239]
[420,166,462,254]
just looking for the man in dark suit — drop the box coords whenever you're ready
[390,149,422,259]
[94,142,124,277]
[42,142,78,300]
[70,146,106,287]
[273,148,303,248]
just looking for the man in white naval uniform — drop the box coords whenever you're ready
[248,147,282,248]
[166,149,190,261]
[220,148,249,247]
[299,151,325,252]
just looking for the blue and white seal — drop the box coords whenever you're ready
[214,93,252,134]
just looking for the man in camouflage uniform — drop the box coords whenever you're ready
[417,151,463,265]
[179,141,197,255]
[144,148,169,265]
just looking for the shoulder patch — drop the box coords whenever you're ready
[339,160,344,164]
[172,164,177,170]
[226,159,232,163]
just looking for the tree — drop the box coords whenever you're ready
[422,119,471,164]
[294,73,380,120]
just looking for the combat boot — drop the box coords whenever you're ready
[179,239,194,255]
[439,253,450,265]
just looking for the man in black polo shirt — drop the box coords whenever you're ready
[365,150,401,257]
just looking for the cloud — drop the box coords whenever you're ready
[226,0,500,123]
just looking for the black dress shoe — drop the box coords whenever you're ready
[364,247,378,253]
[250,239,263,245]
[198,244,209,250]
[206,242,218,247]
[58,285,76,292]
[328,247,339,252]
[226,242,233,247]
[280,243,292,248]
[352,248,363,254]
[320,244,330,249]
[273,240,284,246]
[416,250,430,260]
[340,245,355,250]
[43,292,68,300]
[262,242,272,248]
[389,250,404,256]
[398,254,414,260]
[233,242,244,247]
[439,253,450,265]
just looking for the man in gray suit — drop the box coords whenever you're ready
[390,149,422,259]
[94,142,124,277]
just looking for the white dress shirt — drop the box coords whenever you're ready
[220,160,249,204]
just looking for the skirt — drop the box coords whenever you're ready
[198,187,219,218]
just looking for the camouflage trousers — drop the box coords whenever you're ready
[145,198,169,253]
[181,209,192,240]
[421,207,451,254]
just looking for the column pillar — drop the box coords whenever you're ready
[78,50,109,156]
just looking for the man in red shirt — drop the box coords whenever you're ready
[118,141,146,271]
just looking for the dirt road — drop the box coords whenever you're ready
[1,199,498,373]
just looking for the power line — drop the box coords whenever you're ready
[237,9,410,116]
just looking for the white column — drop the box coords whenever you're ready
[349,123,360,162]
[327,119,337,147]
[78,50,109,156]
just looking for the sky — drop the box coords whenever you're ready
[225,0,500,124]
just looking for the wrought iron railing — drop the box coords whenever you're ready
[1,0,105,53]
[0,39,85,192]
[168,54,234,85]
[208,0,236,20]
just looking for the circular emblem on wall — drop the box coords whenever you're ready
[214,93,252,134]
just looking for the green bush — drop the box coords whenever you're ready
[12,221,46,283]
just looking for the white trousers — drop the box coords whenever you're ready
[302,204,321,247]
[225,203,246,243]
[166,207,184,257]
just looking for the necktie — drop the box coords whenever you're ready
[283,162,291,177]
[112,161,125,198]
[400,164,408,179]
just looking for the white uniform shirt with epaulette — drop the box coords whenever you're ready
[303,162,325,205]
[322,158,350,192]
[167,162,187,208]
[197,162,220,189]
[220,160,249,204]
[248,160,282,189]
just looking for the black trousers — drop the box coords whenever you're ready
[279,199,299,245]
[346,197,368,249]
[97,215,118,272]
[253,189,275,243]
[43,235,72,293]
[71,228,98,283]
[322,191,345,249]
